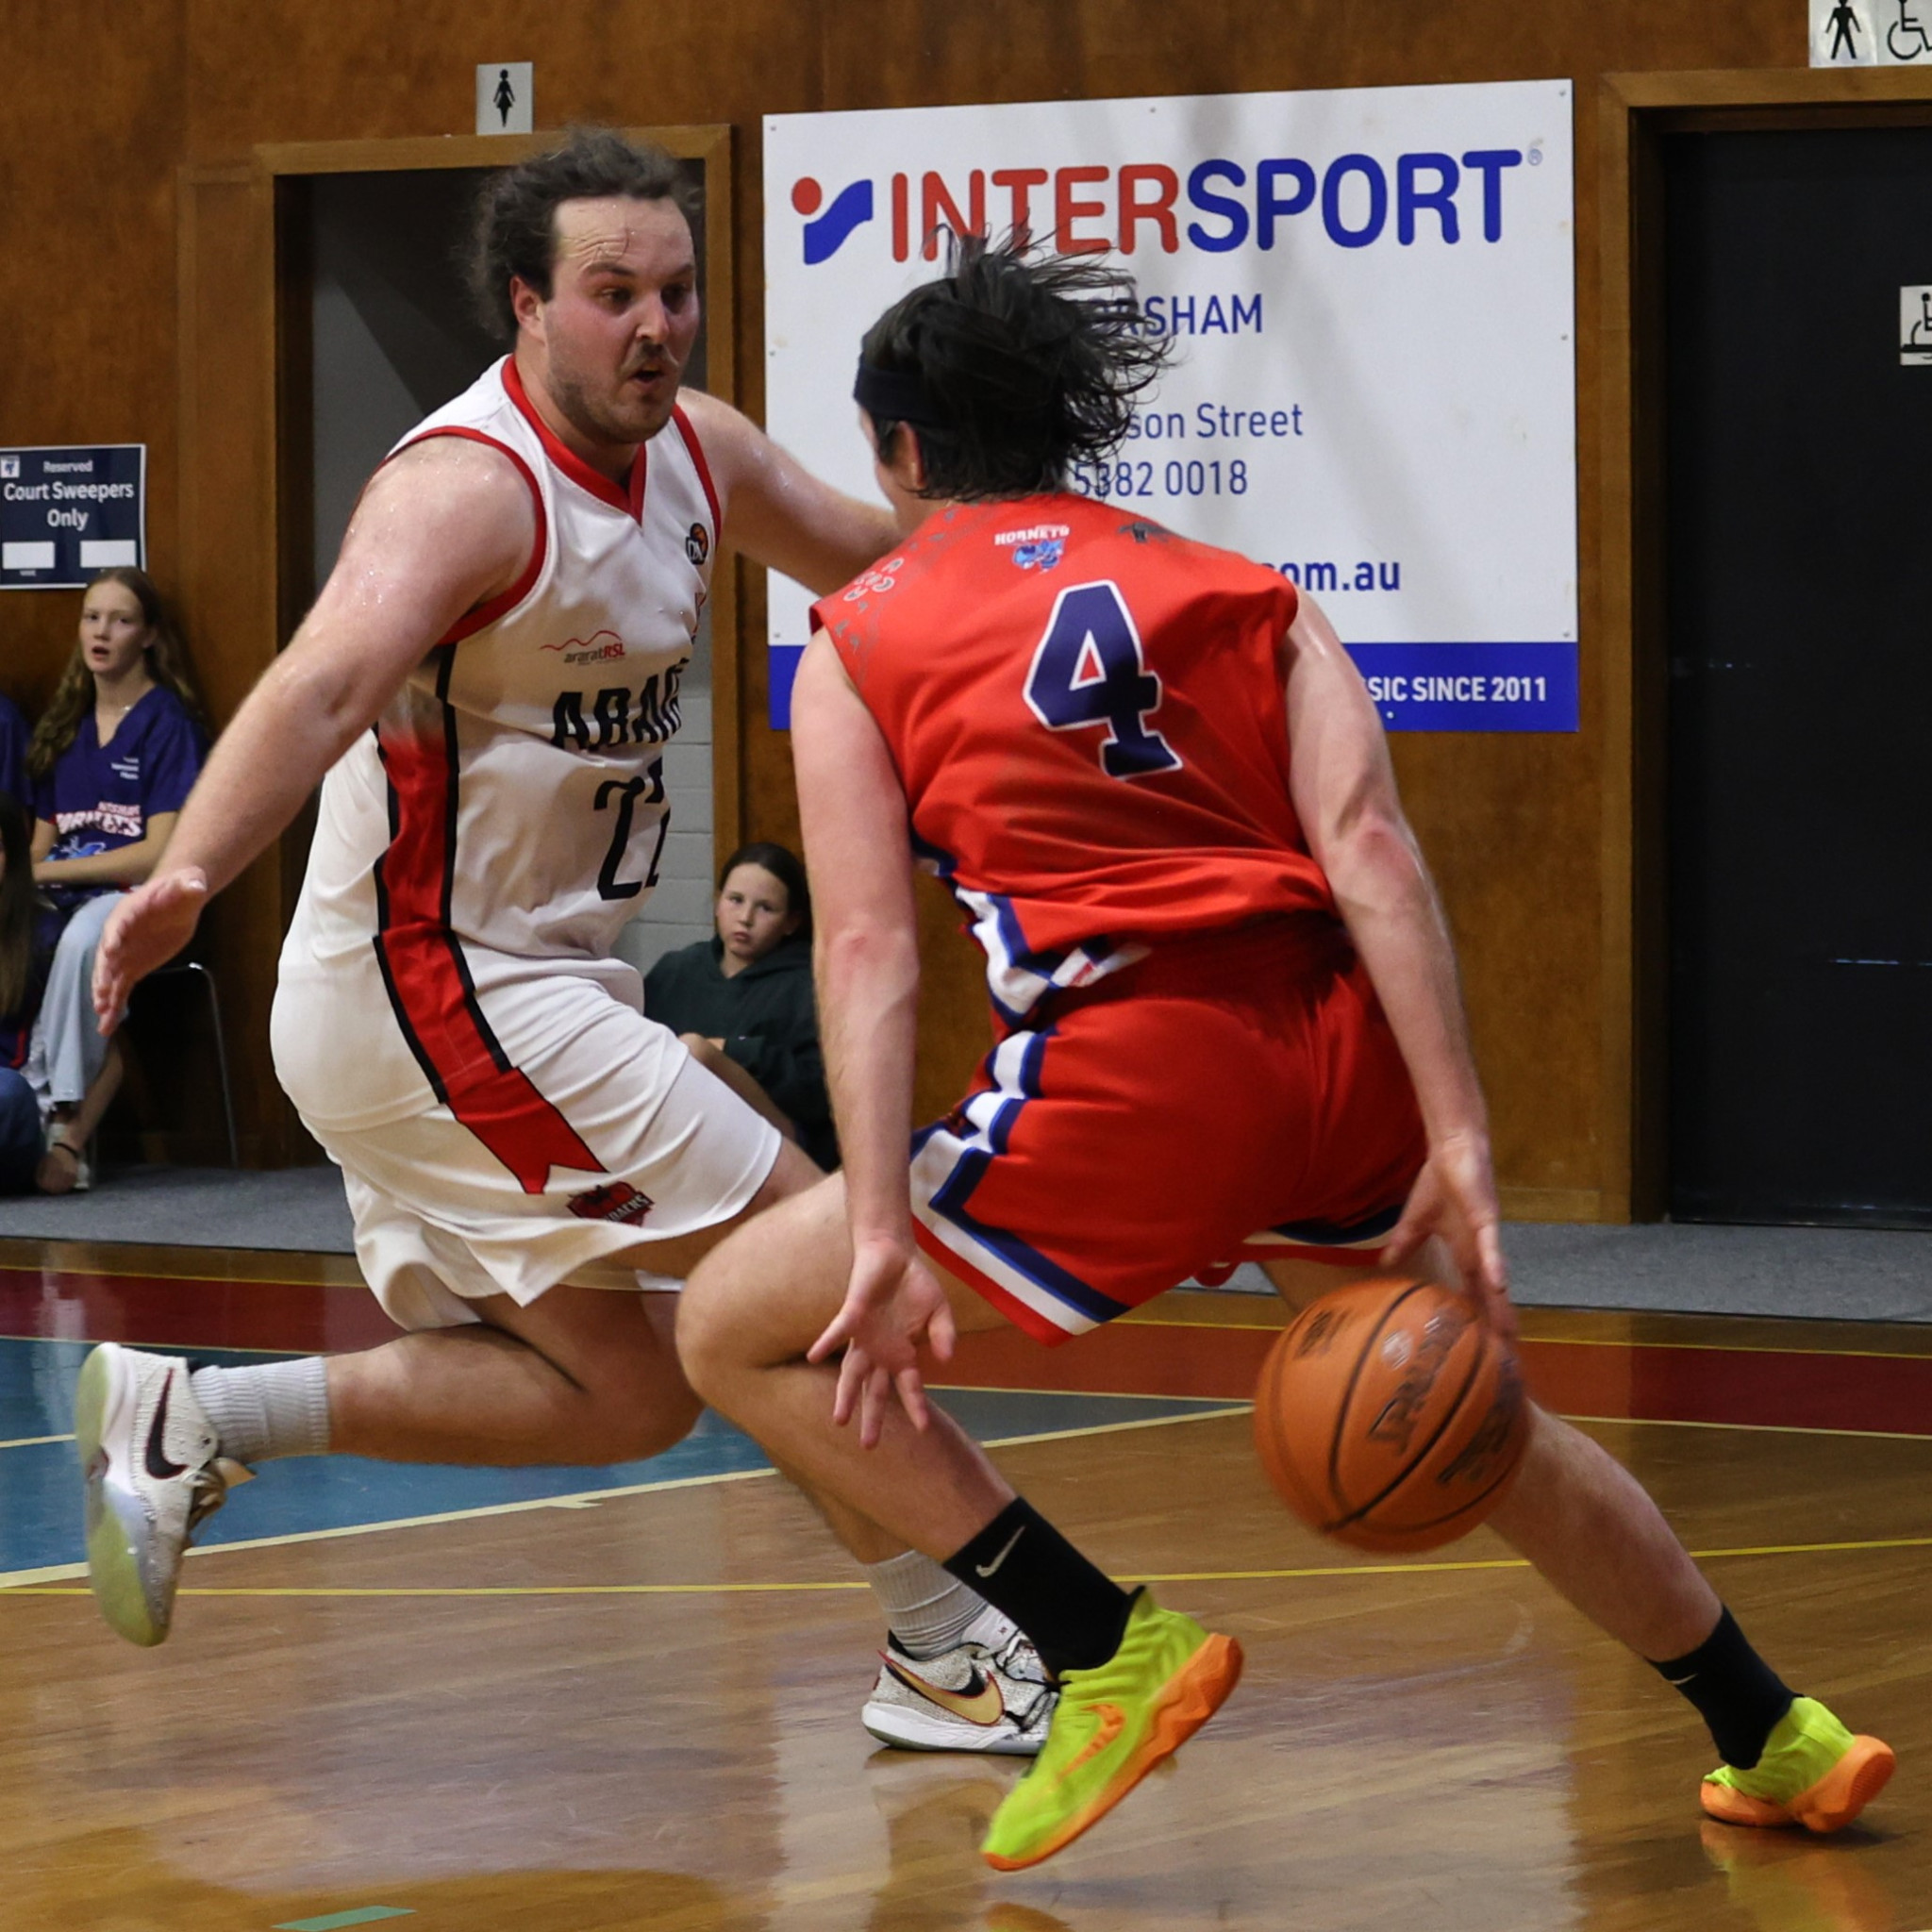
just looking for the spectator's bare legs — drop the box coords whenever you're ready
[1260,1252,1720,1660]
[36,1038,123,1194]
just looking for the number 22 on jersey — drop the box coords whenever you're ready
[1023,580,1181,780]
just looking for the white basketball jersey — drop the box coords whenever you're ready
[275,356,719,1138]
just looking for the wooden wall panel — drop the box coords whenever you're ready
[0,0,1843,1208]
[0,0,183,714]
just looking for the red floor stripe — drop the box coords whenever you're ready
[0,1266,398,1356]
[4,1264,1928,1438]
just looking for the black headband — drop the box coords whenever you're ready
[854,360,946,427]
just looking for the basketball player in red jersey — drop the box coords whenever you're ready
[678,240,1893,1868]
[76,136,1053,1758]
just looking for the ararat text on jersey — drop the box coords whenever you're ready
[550,663,686,752]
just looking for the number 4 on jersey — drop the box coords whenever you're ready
[1023,580,1181,779]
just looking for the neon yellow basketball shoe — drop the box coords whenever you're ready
[980,1590,1242,1872]
[1700,1697,1895,1833]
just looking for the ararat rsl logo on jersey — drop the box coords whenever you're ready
[566,1180,654,1226]
[541,629,627,666]
[685,522,710,566]
[994,523,1071,574]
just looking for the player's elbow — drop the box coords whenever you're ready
[1321,809,1430,919]
[816,920,920,1003]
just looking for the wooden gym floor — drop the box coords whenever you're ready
[2,1234,1928,1932]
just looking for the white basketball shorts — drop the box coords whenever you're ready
[301,979,780,1332]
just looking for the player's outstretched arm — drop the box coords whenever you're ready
[790,632,956,1444]
[676,391,900,594]
[1282,594,1511,1330]
[92,438,537,1027]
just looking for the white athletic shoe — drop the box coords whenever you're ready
[862,1609,1058,1756]
[75,1343,242,1646]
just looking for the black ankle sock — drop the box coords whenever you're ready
[943,1498,1134,1678]
[1650,1607,1795,1770]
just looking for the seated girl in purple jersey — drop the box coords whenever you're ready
[0,791,52,1192]
[25,569,208,1193]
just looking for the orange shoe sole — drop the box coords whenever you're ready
[1699,1735,1895,1834]
[983,1634,1244,1872]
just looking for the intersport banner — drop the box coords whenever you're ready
[762,80,1577,731]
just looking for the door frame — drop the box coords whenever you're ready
[1598,67,1932,1217]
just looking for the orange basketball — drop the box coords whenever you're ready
[1253,1276,1529,1554]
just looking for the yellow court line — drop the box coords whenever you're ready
[0,1252,356,1291]
[0,1432,74,1450]
[9,1531,1932,1602]
[0,1329,308,1357]
[1125,1310,1932,1364]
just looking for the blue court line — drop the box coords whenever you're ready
[275,1911,414,1931]
[0,1337,1239,1578]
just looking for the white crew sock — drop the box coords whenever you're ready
[863,1549,995,1658]
[189,1357,331,1464]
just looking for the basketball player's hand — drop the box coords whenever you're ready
[92,868,210,1033]
[808,1236,958,1447]
[1382,1132,1516,1341]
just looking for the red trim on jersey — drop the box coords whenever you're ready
[371,660,604,1196]
[671,404,721,541]
[911,1221,1077,1348]
[390,426,549,644]
[503,354,648,521]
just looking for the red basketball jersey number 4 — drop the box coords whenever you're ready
[1023,580,1183,780]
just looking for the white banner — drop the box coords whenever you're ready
[763,80,1578,730]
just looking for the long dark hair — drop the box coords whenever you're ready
[857,235,1174,500]
[718,840,810,942]
[0,791,35,1020]
[26,568,208,780]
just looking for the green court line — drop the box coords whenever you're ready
[274,1909,413,1931]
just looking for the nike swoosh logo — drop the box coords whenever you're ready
[1058,1702,1126,1782]
[882,1656,1006,1726]
[974,1524,1025,1579]
[144,1379,188,1481]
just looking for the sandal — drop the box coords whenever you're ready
[37,1135,92,1195]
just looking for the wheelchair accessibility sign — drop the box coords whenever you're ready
[1904,288,1932,365]
[1812,0,1932,63]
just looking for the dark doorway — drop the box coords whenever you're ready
[285,163,709,601]
[1664,127,1932,1227]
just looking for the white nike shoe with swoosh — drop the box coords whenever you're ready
[76,1343,246,1647]
[863,1608,1058,1756]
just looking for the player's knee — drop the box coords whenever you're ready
[578,1357,703,1461]
[674,1239,755,1401]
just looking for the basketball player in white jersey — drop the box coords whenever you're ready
[79,131,1053,1757]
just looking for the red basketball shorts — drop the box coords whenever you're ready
[908,918,1426,1345]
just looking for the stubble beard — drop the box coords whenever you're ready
[546,353,678,453]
